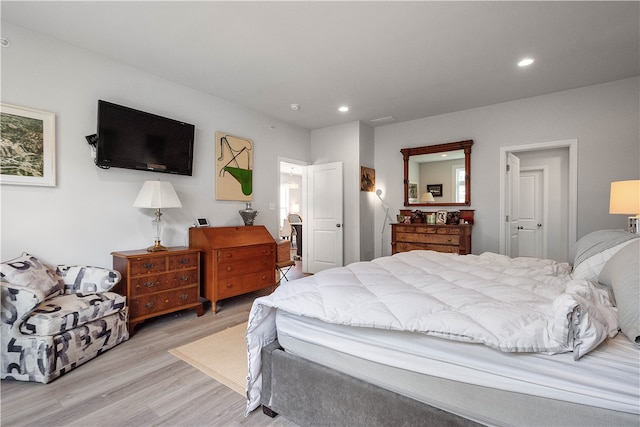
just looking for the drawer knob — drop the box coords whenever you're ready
[226,253,233,258]
[145,302,154,309]
[144,262,156,269]
[179,294,189,300]
[178,258,190,264]
[178,275,189,282]
[144,281,156,288]
[226,266,233,272]
[226,283,233,289]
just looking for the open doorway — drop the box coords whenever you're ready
[499,139,577,262]
[279,160,305,261]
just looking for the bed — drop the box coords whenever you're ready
[245,230,639,426]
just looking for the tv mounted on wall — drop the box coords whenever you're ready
[95,100,195,176]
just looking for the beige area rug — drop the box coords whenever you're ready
[169,322,247,396]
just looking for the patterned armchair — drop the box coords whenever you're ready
[1,253,129,383]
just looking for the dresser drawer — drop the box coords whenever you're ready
[216,270,274,299]
[217,256,274,279]
[396,232,460,245]
[168,252,199,270]
[129,269,198,297]
[395,242,459,253]
[217,244,273,261]
[129,256,167,276]
[129,286,199,318]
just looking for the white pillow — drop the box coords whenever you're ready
[572,239,636,281]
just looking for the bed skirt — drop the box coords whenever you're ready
[260,340,481,427]
[259,340,638,427]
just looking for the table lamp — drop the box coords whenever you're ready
[609,180,640,233]
[421,192,435,203]
[133,181,183,251]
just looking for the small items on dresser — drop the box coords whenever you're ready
[393,210,473,255]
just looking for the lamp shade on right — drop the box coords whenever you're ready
[610,180,640,215]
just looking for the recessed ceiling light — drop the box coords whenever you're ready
[518,58,534,67]
[338,106,349,113]
[290,104,300,111]
[0,38,11,48]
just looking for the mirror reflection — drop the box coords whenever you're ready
[402,140,473,207]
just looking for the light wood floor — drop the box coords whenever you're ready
[1,262,306,427]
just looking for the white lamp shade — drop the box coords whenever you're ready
[421,192,435,202]
[133,181,182,209]
[609,180,640,215]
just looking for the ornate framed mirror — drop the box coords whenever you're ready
[401,140,473,207]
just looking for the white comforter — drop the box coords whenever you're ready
[245,251,619,414]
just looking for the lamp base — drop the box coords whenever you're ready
[146,240,169,252]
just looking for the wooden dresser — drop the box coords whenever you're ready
[189,226,276,313]
[112,247,204,334]
[391,223,472,255]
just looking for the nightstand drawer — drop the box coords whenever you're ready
[129,256,166,276]
[129,286,199,318]
[129,269,198,297]
[168,252,199,270]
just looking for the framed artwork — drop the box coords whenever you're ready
[408,183,418,200]
[0,103,56,186]
[215,132,253,201]
[360,166,375,192]
[427,184,443,197]
[436,210,448,225]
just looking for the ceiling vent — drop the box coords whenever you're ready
[370,116,396,124]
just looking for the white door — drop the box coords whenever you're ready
[305,162,344,274]
[518,169,545,258]
[505,153,520,257]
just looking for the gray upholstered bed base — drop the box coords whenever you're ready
[260,340,481,426]
[260,340,638,427]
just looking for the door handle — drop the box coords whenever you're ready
[517,226,524,230]
[537,223,543,228]
[336,224,342,228]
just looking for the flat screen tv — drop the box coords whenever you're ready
[96,100,195,176]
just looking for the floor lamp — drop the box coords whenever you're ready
[376,189,394,256]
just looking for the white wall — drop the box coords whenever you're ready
[375,77,640,258]
[358,121,375,261]
[1,23,310,268]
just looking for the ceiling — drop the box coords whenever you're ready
[2,1,638,131]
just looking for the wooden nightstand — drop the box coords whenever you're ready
[112,247,204,334]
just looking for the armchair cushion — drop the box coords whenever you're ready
[20,291,127,336]
[0,253,61,300]
[55,265,121,294]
